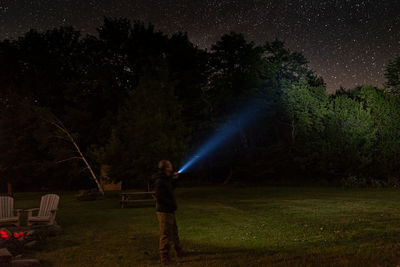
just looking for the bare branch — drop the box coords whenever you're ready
[56,156,82,164]
[45,114,104,195]
[78,167,89,173]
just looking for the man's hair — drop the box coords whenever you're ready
[158,160,171,171]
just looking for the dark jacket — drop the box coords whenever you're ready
[154,171,178,213]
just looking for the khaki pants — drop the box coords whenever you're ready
[156,212,181,254]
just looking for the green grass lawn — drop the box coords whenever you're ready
[12,187,400,266]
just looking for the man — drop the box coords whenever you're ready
[154,160,184,265]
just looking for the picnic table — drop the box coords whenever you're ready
[120,191,156,208]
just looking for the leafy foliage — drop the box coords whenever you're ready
[385,56,400,94]
[1,18,400,190]
[102,67,188,186]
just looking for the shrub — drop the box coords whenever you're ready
[340,176,368,188]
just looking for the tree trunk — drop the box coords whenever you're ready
[239,128,249,149]
[223,168,233,185]
[291,119,296,145]
[7,182,12,196]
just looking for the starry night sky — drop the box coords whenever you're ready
[0,0,399,91]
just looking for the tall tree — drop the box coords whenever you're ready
[208,32,265,117]
[325,89,376,178]
[385,56,400,95]
[349,86,400,177]
[101,64,188,186]
[0,94,47,193]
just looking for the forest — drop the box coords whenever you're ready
[1,17,400,191]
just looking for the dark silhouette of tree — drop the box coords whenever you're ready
[2,17,400,191]
[385,56,400,95]
[100,64,189,186]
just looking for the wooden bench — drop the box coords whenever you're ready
[120,192,156,208]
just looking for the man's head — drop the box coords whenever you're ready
[158,160,173,176]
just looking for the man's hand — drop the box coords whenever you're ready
[172,172,179,179]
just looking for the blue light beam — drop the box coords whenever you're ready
[178,98,264,173]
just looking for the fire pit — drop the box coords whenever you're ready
[0,229,26,241]
[0,225,61,266]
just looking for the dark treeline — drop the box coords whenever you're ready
[1,18,400,191]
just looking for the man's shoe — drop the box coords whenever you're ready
[161,259,176,266]
[160,253,176,265]
[175,248,187,258]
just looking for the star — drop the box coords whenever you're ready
[0,0,398,92]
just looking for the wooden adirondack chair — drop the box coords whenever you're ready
[26,194,59,226]
[0,196,22,227]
